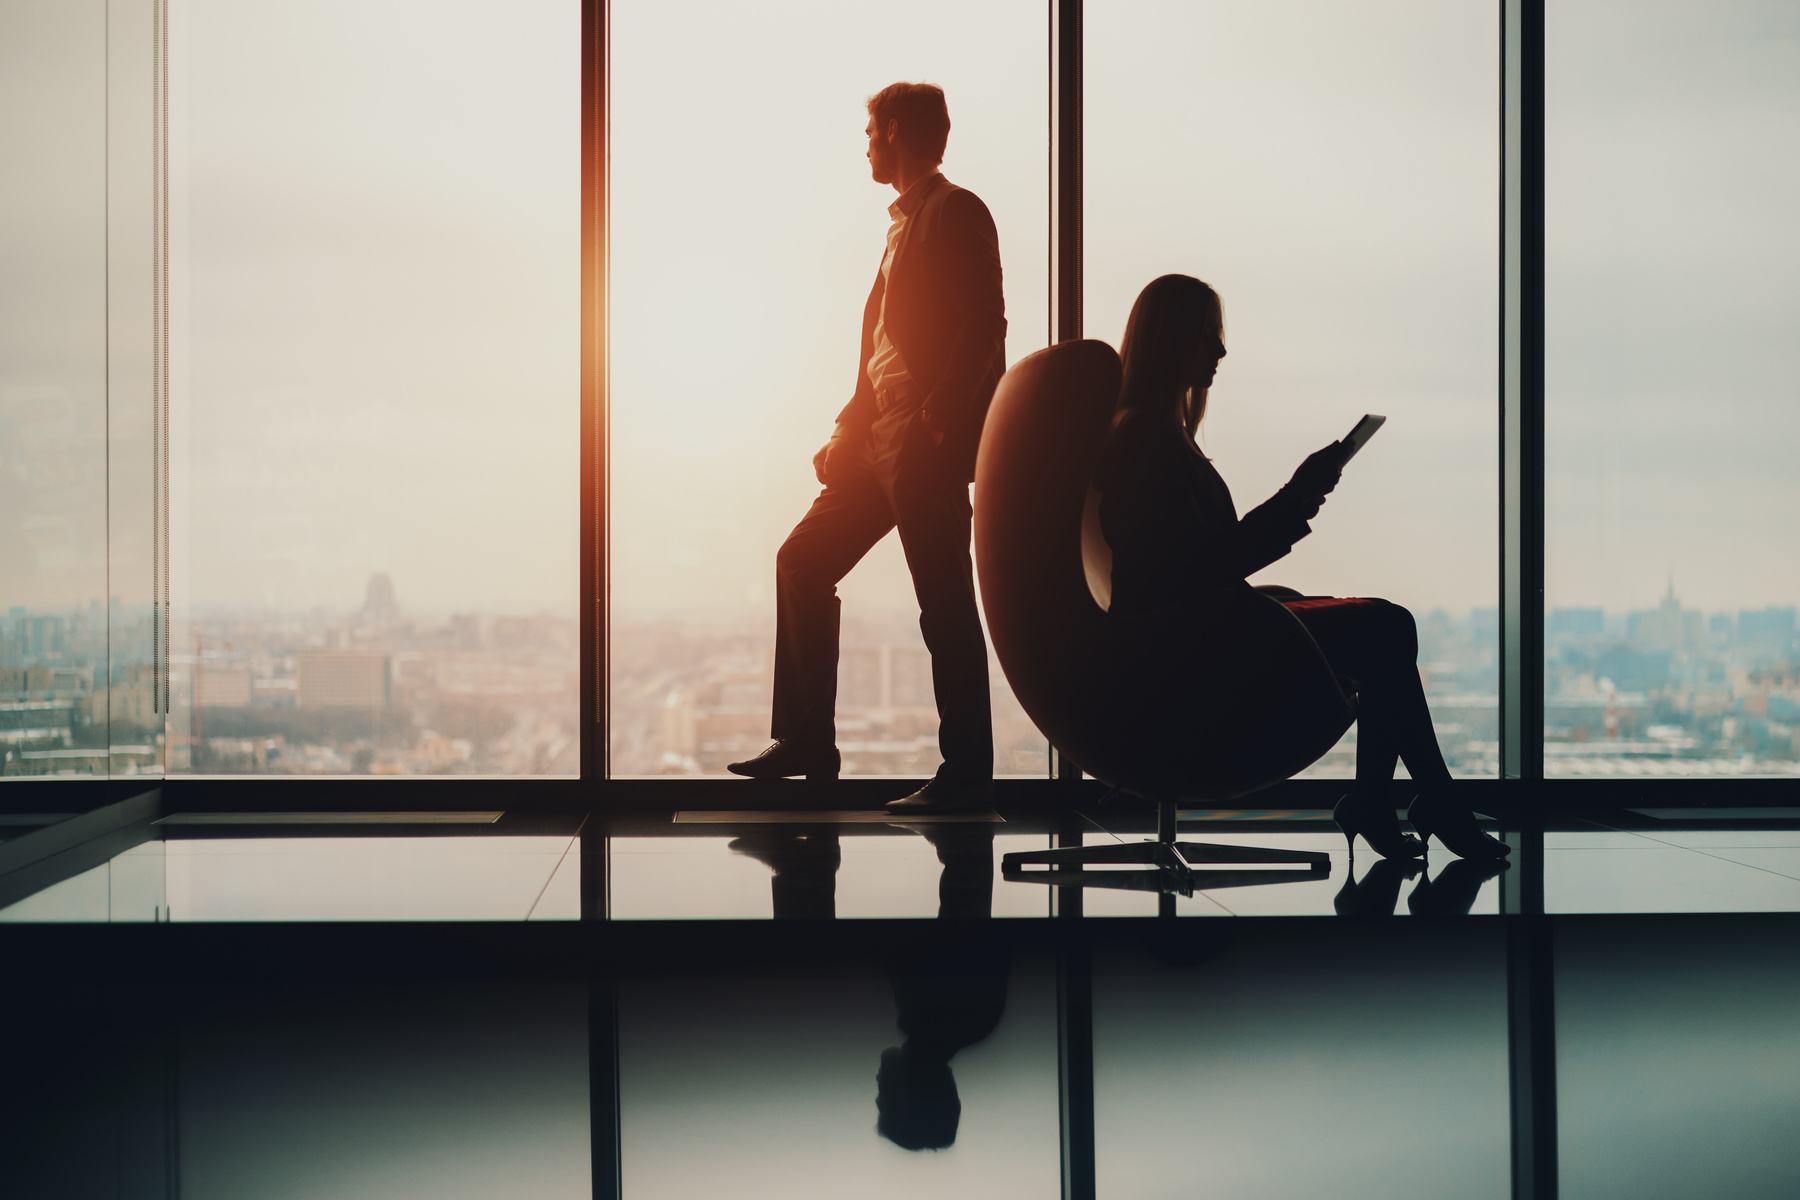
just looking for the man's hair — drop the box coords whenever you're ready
[876,1047,960,1151]
[867,82,951,166]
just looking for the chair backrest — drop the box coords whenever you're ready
[973,340,1355,801]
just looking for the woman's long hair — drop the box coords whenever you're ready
[1117,274,1222,438]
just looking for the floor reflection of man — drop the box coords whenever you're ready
[880,826,1008,1151]
[727,831,842,919]
[726,824,1012,1150]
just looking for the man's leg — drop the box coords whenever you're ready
[889,436,993,784]
[728,833,840,918]
[770,469,895,748]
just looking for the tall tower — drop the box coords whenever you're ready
[360,573,401,626]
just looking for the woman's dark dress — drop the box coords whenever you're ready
[1092,411,1449,787]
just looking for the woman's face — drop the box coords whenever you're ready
[1183,314,1227,394]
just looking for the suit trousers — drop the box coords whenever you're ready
[772,414,993,783]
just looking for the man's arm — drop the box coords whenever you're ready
[921,189,1006,436]
[820,270,887,482]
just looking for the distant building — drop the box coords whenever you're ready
[449,613,482,651]
[1549,608,1603,637]
[888,646,933,707]
[0,699,77,750]
[493,616,552,647]
[839,647,883,708]
[661,688,697,760]
[252,677,299,708]
[197,666,253,707]
[298,653,390,708]
[837,645,933,709]
[1629,582,1700,651]
[0,665,90,698]
[359,573,402,626]
[1738,607,1796,645]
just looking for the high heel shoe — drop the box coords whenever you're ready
[1407,791,1511,860]
[1333,790,1425,860]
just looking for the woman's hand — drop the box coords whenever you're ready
[1281,440,1353,518]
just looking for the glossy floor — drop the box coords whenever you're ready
[0,833,582,922]
[7,917,1797,1199]
[3,808,1800,921]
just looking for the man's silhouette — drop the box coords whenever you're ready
[729,82,1006,813]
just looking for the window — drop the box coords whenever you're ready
[1087,0,1501,777]
[1,2,113,779]
[163,0,581,777]
[1545,0,1800,777]
[608,1,1050,777]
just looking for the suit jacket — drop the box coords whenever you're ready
[835,174,1007,483]
[1094,412,1314,617]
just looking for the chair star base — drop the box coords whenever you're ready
[999,801,1331,898]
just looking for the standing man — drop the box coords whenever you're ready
[728,82,1006,814]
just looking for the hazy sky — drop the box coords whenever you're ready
[1545,0,1800,614]
[169,0,579,618]
[0,0,107,614]
[4,0,1794,625]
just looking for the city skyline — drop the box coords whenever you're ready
[7,568,1797,779]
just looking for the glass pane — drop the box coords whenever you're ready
[164,0,580,776]
[2,975,588,1199]
[620,941,1060,1195]
[608,827,1053,920]
[1557,918,1800,1198]
[609,0,1051,778]
[1086,0,1500,777]
[1545,1,1800,777]
[1,1,111,778]
[1547,817,1800,914]
[1093,928,1511,1197]
[180,984,590,1198]
[0,829,581,922]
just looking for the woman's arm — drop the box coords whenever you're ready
[1232,440,1351,575]
[1233,498,1312,576]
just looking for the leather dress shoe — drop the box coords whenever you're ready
[884,777,995,815]
[726,740,839,782]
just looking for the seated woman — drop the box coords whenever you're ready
[1092,274,1506,861]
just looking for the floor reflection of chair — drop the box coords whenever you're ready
[972,341,1347,902]
[1000,801,1328,901]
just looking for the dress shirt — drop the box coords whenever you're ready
[864,170,944,400]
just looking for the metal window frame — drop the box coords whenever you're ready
[0,0,1720,829]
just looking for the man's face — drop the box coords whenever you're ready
[865,115,895,185]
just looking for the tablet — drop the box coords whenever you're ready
[1342,413,1386,460]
